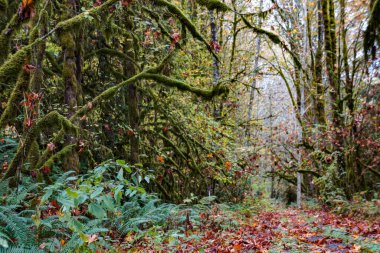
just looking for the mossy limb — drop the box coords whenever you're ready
[155,0,218,59]
[56,0,118,31]
[196,0,230,12]
[0,45,31,82]
[240,15,302,68]
[0,0,8,12]
[0,72,29,129]
[2,111,78,180]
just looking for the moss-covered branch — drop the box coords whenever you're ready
[41,144,77,169]
[0,72,29,129]
[154,0,218,59]
[85,48,140,70]
[142,73,228,99]
[196,0,231,12]
[0,44,32,82]
[55,0,118,31]
[1,111,78,180]
[240,15,301,69]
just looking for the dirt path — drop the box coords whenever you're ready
[129,206,380,252]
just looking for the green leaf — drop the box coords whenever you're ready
[114,185,124,204]
[100,195,115,212]
[90,186,104,199]
[66,188,79,198]
[0,237,9,248]
[41,188,53,203]
[88,203,106,219]
[116,159,126,165]
[117,168,124,181]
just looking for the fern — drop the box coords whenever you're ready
[0,247,44,253]
[0,206,37,248]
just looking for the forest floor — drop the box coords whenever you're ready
[125,202,380,253]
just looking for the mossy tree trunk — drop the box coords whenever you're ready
[209,9,220,118]
[59,0,83,171]
[124,16,140,164]
[322,0,346,183]
[314,0,326,126]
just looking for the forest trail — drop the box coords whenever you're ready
[131,204,380,253]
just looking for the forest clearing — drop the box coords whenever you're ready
[0,0,379,252]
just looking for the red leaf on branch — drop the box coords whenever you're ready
[210,41,221,53]
[23,64,36,74]
[93,0,102,7]
[18,0,35,20]
[121,0,132,7]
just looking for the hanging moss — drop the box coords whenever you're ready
[141,73,228,99]
[56,0,118,31]
[364,0,380,59]
[0,72,29,129]
[155,0,217,58]
[0,14,19,64]
[240,15,301,68]
[0,44,31,82]
[1,111,78,180]
[26,140,40,170]
[0,0,8,12]
[41,144,76,169]
[196,0,230,12]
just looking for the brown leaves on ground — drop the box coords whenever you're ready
[121,206,380,252]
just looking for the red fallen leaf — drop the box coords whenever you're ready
[23,64,36,74]
[72,209,81,216]
[50,200,60,209]
[233,243,242,252]
[88,234,98,244]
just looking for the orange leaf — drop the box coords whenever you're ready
[225,161,232,170]
[233,243,242,252]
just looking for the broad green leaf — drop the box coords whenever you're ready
[66,188,79,198]
[116,159,126,165]
[91,186,104,199]
[88,203,106,219]
[41,188,53,203]
[114,185,124,204]
[117,168,124,181]
[0,237,9,248]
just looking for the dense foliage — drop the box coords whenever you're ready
[0,0,379,251]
